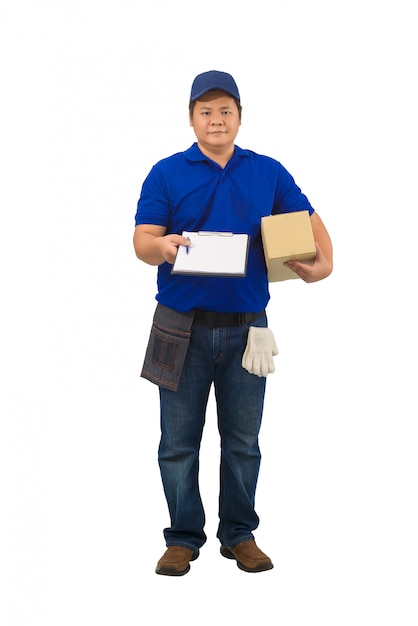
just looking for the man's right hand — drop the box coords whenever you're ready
[134,224,189,266]
[158,234,190,265]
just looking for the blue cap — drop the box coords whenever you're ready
[190,70,240,102]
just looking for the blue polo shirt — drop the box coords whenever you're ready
[135,143,314,313]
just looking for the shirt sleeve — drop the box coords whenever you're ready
[273,163,315,216]
[135,164,171,227]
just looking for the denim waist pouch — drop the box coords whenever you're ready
[141,303,195,392]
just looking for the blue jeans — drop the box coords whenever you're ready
[158,314,267,551]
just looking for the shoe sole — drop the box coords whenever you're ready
[220,545,274,573]
[155,549,199,576]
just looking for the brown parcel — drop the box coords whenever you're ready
[261,211,316,282]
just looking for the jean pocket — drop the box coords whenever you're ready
[246,312,268,329]
[150,325,185,371]
[141,304,194,392]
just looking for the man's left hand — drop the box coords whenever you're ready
[284,242,333,283]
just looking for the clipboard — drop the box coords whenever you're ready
[171,231,250,276]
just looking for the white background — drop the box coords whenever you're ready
[1,0,417,624]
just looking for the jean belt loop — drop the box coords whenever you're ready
[206,311,216,328]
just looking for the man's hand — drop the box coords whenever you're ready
[284,242,332,283]
[134,224,190,266]
[158,234,190,265]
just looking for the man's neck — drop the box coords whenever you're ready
[197,143,234,169]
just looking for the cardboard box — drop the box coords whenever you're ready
[261,211,316,282]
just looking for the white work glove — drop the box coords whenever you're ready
[242,327,279,377]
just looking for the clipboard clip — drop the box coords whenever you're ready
[197,231,233,237]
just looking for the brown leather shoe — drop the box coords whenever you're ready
[155,546,199,576]
[220,539,273,572]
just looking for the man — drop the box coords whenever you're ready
[133,70,333,576]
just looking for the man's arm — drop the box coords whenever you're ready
[285,212,333,282]
[133,224,191,266]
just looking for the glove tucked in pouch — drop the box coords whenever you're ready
[242,327,279,377]
[141,303,194,391]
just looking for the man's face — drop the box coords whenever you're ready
[190,90,241,151]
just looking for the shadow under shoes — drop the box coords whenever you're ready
[156,546,200,576]
[220,539,273,573]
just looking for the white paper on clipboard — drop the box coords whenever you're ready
[171,231,250,276]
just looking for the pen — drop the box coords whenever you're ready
[186,236,191,254]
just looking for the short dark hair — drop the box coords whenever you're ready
[189,98,242,120]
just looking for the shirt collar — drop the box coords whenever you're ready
[184,142,250,162]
